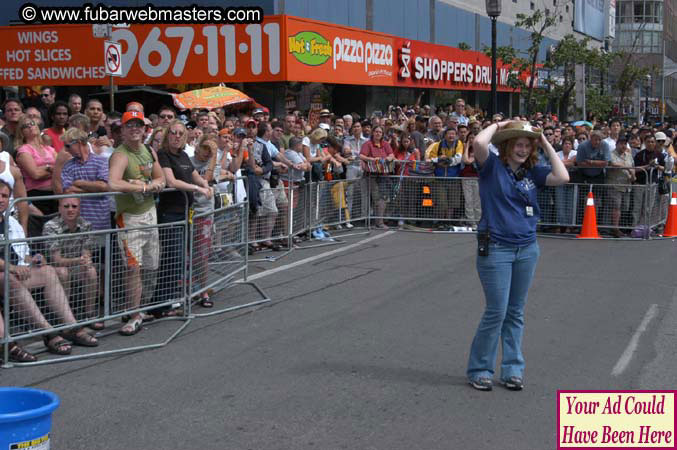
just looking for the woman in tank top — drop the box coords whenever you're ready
[15,115,58,215]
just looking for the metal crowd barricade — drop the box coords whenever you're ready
[289,181,310,239]
[369,175,470,227]
[536,167,669,237]
[644,167,671,231]
[185,174,270,318]
[247,177,294,262]
[1,191,193,367]
[307,178,370,238]
[187,200,271,318]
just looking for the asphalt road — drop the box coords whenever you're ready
[1,231,676,450]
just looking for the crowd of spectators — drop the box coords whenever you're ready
[0,85,676,362]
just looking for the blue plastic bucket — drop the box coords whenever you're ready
[0,387,59,450]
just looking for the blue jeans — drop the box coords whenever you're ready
[555,184,575,225]
[467,241,540,381]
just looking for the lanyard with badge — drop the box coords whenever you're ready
[505,165,534,217]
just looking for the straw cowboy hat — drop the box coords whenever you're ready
[309,128,327,143]
[491,121,542,144]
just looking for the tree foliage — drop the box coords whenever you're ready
[484,8,557,115]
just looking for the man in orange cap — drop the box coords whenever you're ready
[108,110,166,336]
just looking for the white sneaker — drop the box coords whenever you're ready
[345,222,354,229]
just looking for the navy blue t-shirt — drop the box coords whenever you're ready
[478,152,551,246]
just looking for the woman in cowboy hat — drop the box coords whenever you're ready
[466,120,569,392]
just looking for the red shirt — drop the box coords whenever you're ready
[360,139,393,159]
[44,127,64,152]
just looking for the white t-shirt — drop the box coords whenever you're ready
[216,149,246,204]
[557,150,577,161]
[603,137,616,151]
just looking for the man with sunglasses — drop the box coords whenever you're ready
[157,106,176,129]
[108,110,166,336]
[38,86,56,127]
[43,196,102,329]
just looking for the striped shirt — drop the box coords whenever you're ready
[61,152,111,231]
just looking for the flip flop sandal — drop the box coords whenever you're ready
[9,342,37,362]
[43,335,72,355]
[200,295,214,308]
[119,316,143,336]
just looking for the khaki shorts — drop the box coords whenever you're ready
[258,179,288,216]
[116,208,160,270]
[609,188,631,211]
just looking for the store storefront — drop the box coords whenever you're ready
[0,15,528,117]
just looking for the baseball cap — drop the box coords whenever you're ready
[246,119,257,127]
[233,127,247,137]
[655,131,667,141]
[252,108,264,115]
[122,110,145,124]
[318,123,330,131]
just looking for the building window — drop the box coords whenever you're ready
[566,4,569,13]
[553,0,556,5]
[530,2,535,10]
[559,15,563,22]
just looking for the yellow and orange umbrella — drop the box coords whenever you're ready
[171,85,253,110]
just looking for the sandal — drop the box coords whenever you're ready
[119,316,143,336]
[43,334,72,355]
[122,312,155,323]
[89,321,105,331]
[200,294,214,308]
[152,308,183,319]
[63,329,99,347]
[8,342,38,362]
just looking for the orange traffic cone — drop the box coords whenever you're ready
[577,192,601,239]
[663,192,677,237]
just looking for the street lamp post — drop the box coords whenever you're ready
[486,0,502,118]
[645,74,652,125]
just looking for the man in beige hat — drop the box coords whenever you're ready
[319,109,332,126]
